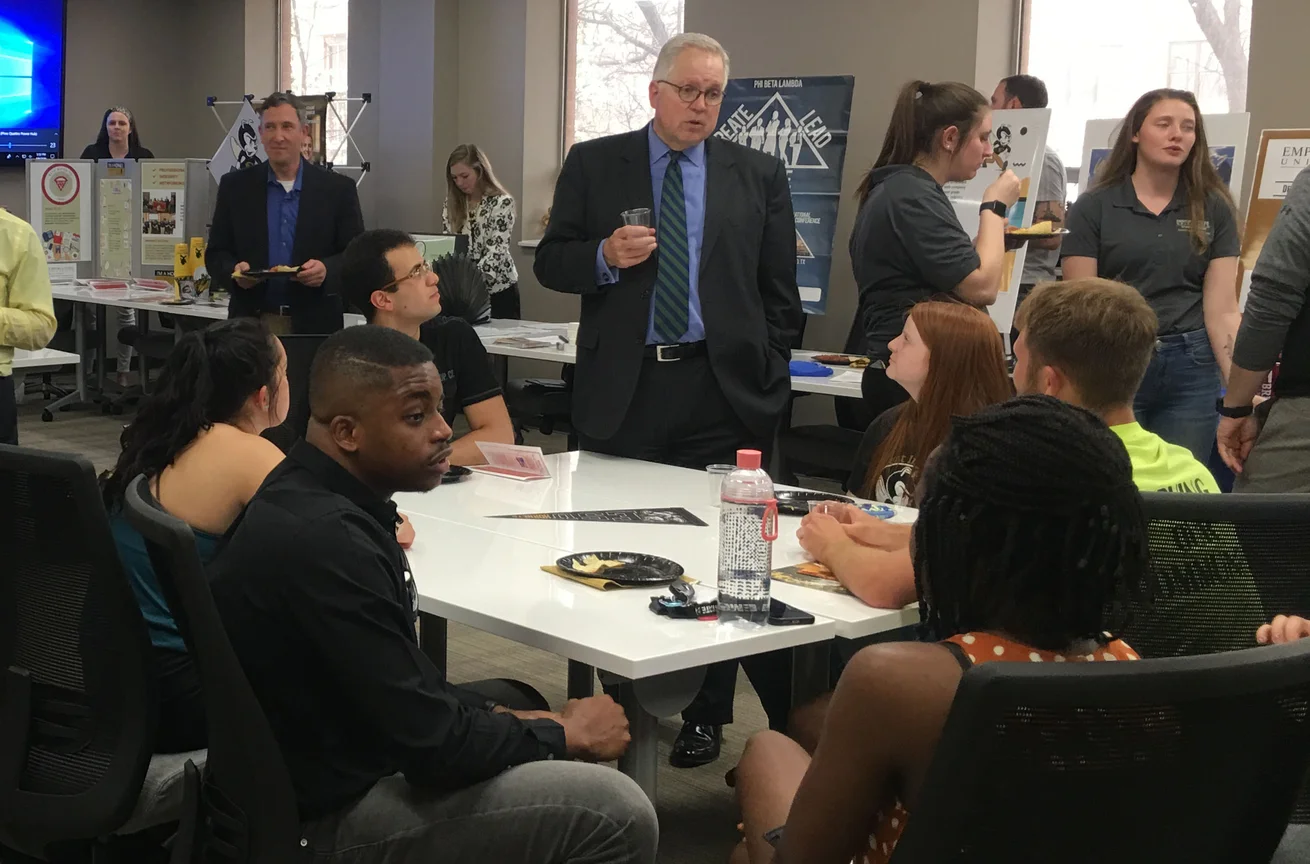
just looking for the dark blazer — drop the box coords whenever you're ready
[206,161,364,334]
[534,128,801,440]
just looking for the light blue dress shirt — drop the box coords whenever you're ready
[594,124,707,344]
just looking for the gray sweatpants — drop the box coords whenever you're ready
[1234,396,1310,493]
[300,761,658,864]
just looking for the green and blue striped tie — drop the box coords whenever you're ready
[652,151,690,343]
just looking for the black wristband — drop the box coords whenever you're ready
[1216,398,1254,418]
[979,200,1008,219]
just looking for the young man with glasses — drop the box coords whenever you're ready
[342,229,514,466]
[535,32,803,768]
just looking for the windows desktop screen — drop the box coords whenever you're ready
[0,1,65,162]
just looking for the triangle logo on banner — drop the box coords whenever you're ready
[795,230,815,259]
[726,91,829,171]
[53,176,68,192]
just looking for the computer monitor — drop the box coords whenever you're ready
[0,0,66,163]
[412,233,468,261]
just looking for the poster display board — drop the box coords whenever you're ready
[1079,113,1251,202]
[98,177,134,279]
[713,75,854,314]
[28,160,92,263]
[140,162,187,266]
[1240,129,1310,277]
[209,100,266,182]
[943,108,1051,335]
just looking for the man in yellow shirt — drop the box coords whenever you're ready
[1013,277,1220,493]
[0,208,58,444]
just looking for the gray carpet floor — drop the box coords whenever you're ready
[14,388,763,864]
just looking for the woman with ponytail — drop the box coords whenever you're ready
[102,318,288,752]
[847,79,1021,423]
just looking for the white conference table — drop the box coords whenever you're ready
[47,283,365,413]
[395,451,916,798]
[473,319,866,399]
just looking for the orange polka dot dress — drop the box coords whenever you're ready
[863,632,1140,864]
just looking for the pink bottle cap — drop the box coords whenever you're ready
[736,449,762,470]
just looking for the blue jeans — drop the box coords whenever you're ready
[1133,329,1220,464]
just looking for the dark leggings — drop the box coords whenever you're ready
[490,284,521,320]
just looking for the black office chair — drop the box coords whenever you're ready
[890,641,1310,863]
[504,366,577,450]
[1117,491,1310,824]
[0,446,195,861]
[123,475,305,864]
[775,315,865,485]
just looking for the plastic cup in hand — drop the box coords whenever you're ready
[807,500,853,522]
[707,464,735,507]
[621,208,652,228]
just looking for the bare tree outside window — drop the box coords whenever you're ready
[566,0,684,151]
[1023,0,1250,195]
[278,0,351,165]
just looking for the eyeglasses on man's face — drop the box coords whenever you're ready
[657,80,725,106]
[380,260,433,292]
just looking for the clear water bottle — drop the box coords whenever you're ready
[717,449,778,626]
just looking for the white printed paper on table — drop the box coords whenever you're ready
[1078,113,1251,202]
[28,161,93,263]
[209,100,267,183]
[470,442,552,481]
[943,108,1050,335]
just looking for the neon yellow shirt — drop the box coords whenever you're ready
[1111,422,1220,494]
[0,208,57,376]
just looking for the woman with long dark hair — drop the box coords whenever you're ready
[796,300,1012,609]
[102,319,288,752]
[730,396,1150,864]
[442,144,520,319]
[846,79,1020,425]
[79,106,154,160]
[1063,89,1240,463]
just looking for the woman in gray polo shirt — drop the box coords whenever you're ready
[848,79,1020,421]
[1063,89,1240,463]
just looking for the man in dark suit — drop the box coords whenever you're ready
[207,92,364,335]
[534,33,802,769]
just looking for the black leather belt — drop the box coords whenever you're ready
[643,341,707,362]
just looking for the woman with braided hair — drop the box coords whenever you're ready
[729,395,1151,864]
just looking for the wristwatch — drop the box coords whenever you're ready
[1215,398,1254,418]
[979,200,1008,219]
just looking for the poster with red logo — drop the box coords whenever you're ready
[28,161,92,263]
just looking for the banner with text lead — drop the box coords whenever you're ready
[713,74,854,315]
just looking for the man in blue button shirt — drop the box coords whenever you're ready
[208,93,364,335]
[536,33,802,771]
[535,32,800,472]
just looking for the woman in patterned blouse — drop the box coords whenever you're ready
[442,144,521,320]
[730,395,1153,864]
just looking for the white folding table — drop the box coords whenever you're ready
[396,451,917,799]
[472,319,867,399]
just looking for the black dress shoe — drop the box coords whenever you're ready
[670,722,722,768]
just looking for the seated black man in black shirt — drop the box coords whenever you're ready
[208,325,657,863]
[341,229,515,466]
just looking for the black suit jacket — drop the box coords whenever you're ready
[207,161,364,334]
[533,129,801,440]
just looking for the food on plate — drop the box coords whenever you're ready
[572,554,626,575]
[796,562,838,580]
[1006,220,1055,236]
[813,354,856,365]
[269,264,300,272]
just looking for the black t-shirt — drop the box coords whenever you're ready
[79,142,155,159]
[849,165,981,357]
[845,404,916,505]
[418,316,502,425]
